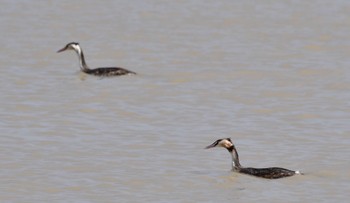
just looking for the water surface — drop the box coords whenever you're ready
[0,0,350,202]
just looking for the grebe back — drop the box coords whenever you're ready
[205,138,302,179]
[57,42,136,77]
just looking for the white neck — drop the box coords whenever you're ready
[72,45,89,71]
[228,146,241,170]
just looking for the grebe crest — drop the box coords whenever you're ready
[57,42,136,77]
[205,138,303,179]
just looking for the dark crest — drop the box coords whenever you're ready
[68,42,79,46]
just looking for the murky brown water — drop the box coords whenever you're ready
[1,0,350,202]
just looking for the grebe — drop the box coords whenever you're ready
[205,138,302,179]
[57,42,136,77]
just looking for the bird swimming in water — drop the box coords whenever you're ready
[57,42,136,77]
[205,138,303,179]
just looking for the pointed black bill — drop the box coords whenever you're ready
[205,140,220,149]
[57,46,67,53]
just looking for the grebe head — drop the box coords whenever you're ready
[57,42,81,53]
[205,138,233,149]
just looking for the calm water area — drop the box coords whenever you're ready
[0,0,350,202]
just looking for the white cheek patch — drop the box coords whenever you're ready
[219,140,233,148]
[71,44,81,54]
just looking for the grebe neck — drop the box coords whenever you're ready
[74,47,90,71]
[227,145,242,170]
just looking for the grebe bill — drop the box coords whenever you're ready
[205,138,303,179]
[57,42,136,77]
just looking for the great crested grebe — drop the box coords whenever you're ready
[57,42,136,77]
[205,138,302,179]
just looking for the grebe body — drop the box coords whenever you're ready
[205,138,302,179]
[57,42,136,77]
